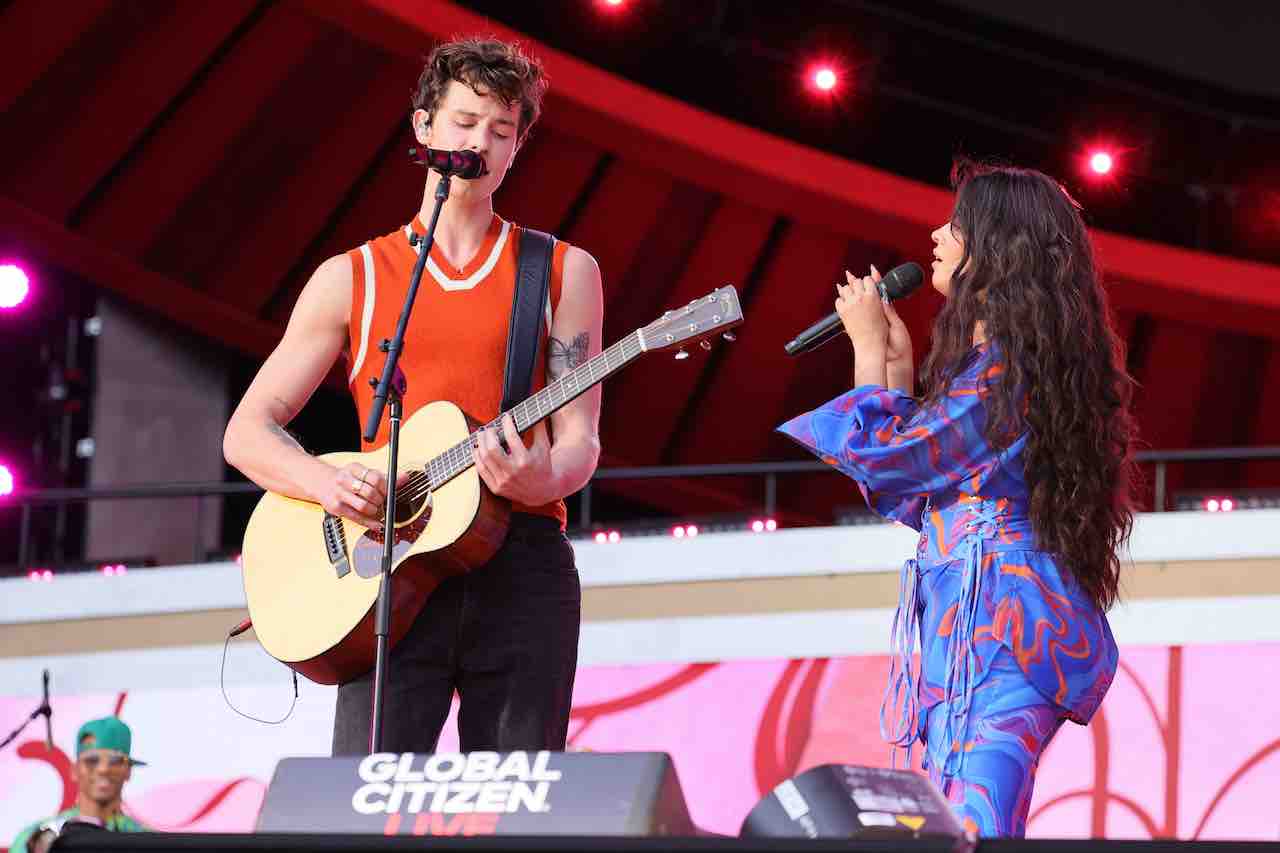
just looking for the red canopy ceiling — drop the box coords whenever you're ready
[2,0,1278,514]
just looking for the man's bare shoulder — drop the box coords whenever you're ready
[560,245,601,297]
[291,253,353,328]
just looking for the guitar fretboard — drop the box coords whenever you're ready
[423,331,645,491]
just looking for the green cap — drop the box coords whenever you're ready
[76,717,146,766]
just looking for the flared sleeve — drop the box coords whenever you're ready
[777,349,1008,526]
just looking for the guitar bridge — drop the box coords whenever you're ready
[322,513,351,578]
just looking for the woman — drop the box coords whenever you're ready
[778,160,1137,837]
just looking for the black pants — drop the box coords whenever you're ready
[332,513,580,755]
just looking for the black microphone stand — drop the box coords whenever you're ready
[0,669,52,752]
[362,170,454,753]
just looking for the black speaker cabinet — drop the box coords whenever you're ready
[741,764,963,841]
[256,750,695,838]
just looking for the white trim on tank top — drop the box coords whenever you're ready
[347,243,377,384]
[403,221,511,292]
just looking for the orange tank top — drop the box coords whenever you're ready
[345,213,570,528]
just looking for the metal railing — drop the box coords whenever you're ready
[4,447,1279,572]
[582,447,1280,527]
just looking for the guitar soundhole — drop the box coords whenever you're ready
[394,490,426,525]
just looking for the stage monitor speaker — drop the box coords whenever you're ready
[256,751,695,838]
[740,764,964,843]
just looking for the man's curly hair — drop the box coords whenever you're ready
[412,37,548,144]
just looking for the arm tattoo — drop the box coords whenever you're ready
[548,332,590,381]
[267,422,307,453]
[266,396,307,451]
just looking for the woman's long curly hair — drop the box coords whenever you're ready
[920,159,1137,610]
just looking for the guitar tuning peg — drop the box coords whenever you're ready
[674,349,690,360]
[700,340,713,351]
[722,331,737,342]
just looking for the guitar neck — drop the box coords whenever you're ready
[425,331,645,489]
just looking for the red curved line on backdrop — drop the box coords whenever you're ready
[753,660,805,795]
[1190,738,1280,840]
[114,691,128,717]
[569,663,719,718]
[163,777,260,828]
[1117,657,1165,737]
[781,658,829,778]
[1089,706,1111,837]
[1029,789,1160,838]
[18,740,76,810]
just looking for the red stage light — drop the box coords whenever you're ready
[594,531,608,544]
[813,67,838,92]
[29,568,52,582]
[597,0,625,9]
[672,525,686,538]
[1205,498,1220,512]
[0,463,14,497]
[0,264,30,310]
[765,518,778,532]
[1221,498,1235,512]
[607,530,621,543]
[686,524,699,537]
[1088,150,1114,176]
[751,519,765,533]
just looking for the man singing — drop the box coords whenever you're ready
[223,37,603,754]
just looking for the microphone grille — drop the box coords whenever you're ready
[882,262,925,301]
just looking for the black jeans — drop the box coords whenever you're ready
[332,513,580,755]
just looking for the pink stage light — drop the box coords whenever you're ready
[1221,498,1235,512]
[685,524,698,538]
[607,530,621,544]
[594,531,608,544]
[751,519,765,533]
[672,525,686,538]
[0,463,14,497]
[765,518,778,532]
[813,67,838,92]
[0,264,29,310]
[1088,150,1114,176]
[1205,498,1220,512]
[28,569,53,582]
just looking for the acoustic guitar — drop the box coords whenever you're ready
[240,286,743,684]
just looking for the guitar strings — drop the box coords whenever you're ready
[389,332,646,506]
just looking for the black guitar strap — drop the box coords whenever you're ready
[500,227,556,415]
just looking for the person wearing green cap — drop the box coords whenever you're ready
[10,717,148,853]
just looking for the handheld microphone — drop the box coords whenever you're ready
[783,262,924,356]
[40,669,52,750]
[409,147,489,179]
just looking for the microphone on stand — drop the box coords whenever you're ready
[784,262,925,356]
[408,147,489,179]
[40,669,52,751]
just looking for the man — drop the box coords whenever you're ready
[10,717,147,853]
[223,37,603,755]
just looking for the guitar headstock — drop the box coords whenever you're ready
[641,286,743,355]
